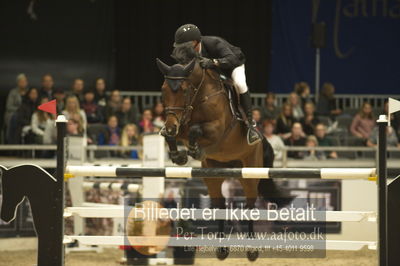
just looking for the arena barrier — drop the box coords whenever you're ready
[1,113,400,266]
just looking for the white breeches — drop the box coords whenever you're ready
[231,64,248,94]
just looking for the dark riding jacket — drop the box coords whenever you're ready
[201,36,246,73]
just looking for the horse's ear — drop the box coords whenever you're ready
[156,58,171,76]
[183,58,196,76]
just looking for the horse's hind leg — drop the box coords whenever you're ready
[202,160,229,260]
[239,151,263,261]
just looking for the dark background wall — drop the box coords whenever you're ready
[114,0,273,92]
[269,0,400,94]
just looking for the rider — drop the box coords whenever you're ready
[173,23,262,145]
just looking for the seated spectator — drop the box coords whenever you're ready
[252,108,263,131]
[262,120,285,160]
[66,118,84,137]
[367,126,400,148]
[284,122,306,159]
[294,81,312,108]
[105,90,122,118]
[53,88,66,114]
[316,82,342,118]
[82,89,104,124]
[31,97,54,144]
[13,87,40,144]
[300,102,320,135]
[288,92,304,120]
[94,78,107,107]
[152,102,165,132]
[62,95,87,131]
[70,78,85,103]
[262,92,279,120]
[4,73,28,132]
[116,97,137,129]
[98,115,121,145]
[120,124,140,159]
[40,74,54,100]
[350,102,375,144]
[139,108,155,133]
[314,123,338,159]
[276,103,296,139]
[304,135,326,160]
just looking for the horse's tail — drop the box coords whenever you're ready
[258,138,294,208]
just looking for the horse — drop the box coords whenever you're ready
[0,164,63,266]
[156,46,292,260]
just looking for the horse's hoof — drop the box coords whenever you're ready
[170,150,188,165]
[187,149,203,160]
[246,249,259,261]
[216,247,229,260]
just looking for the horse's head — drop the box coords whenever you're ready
[0,166,25,223]
[156,58,196,137]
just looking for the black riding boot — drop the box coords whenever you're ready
[239,91,262,145]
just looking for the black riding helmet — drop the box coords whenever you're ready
[173,24,201,47]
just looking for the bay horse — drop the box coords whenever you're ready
[156,53,291,260]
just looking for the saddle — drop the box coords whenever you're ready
[219,74,245,122]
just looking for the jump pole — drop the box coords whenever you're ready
[55,115,67,266]
[377,115,388,266]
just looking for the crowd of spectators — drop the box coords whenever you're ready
[3,73,400,160]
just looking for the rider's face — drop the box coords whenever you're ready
[193,41,201,52]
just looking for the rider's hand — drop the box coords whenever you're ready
[199,57,215,69]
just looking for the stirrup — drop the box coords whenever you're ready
[247,128,262,146]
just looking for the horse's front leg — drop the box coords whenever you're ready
[164,136,188,165]
[187,124,204,160]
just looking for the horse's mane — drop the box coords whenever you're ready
[171,42,200,64]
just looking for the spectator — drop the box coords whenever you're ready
[31,97,54,144]
[367,126,400,148]
[94,78,107,107]
[62,95,87,131]
[262,120,285,160]
[251,108,262,131]
[13,87,40,144]
[288,92,304,120]
[40,74,54,99]
[294,81,312,108]
[262,92,280,120]
[276,103,296,139]
[105,90,122,118]
[316,82,342,118]
[152,102,165,132]
[120,124,140,159]
[304,135,326,160]
[4,73,29,130]
[70,78,85,102]
[66,118,84,137]
[53,88,66,114]
[98,115,121,145]
[350,102,375,144]
[139,108,155,133]
[383,100,400,139]
[300,102,320,135]
[314,123,338,159]
[284,122,306,159]
[116,97,137,129]
[82,89,104,124]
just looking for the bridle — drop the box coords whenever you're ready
[164,68,206,126]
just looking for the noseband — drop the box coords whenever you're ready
[164,68,206,126]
